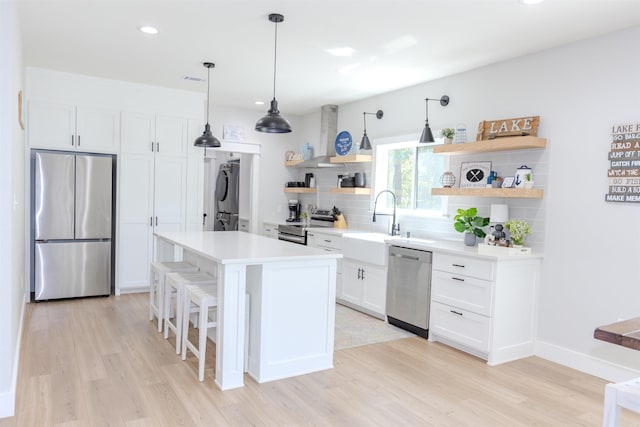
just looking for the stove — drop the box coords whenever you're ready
[277,208,335,245]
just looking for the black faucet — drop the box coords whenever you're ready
[372,190,400,236]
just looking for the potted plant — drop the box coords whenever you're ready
[441,128,455,144]
[454,207,489,246]
[505,219,531,246]
[524,172,534,189]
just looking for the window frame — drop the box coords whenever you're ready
[372,133,449,218]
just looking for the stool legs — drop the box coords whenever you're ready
[164,278,184,354]
[602,378,640,427]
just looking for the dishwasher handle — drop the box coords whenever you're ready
[392,253,420,261]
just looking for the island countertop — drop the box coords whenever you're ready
[155,230,342,265]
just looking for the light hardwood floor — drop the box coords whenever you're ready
[2,293,639,426]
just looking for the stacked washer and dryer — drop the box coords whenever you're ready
[214,161,240,231]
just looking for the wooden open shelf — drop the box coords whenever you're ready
[433,136,546,155]
[329,187,371,195]
[285,160,304,167]
[329,154,372,163]
[284,187,317,194]
[431,187,544,199]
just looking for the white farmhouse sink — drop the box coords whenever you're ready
[341,232,390,266]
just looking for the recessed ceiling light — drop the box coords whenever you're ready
[327,47,356,57]
[139,26,158,35]
[255,101,265,106]
[521,0,544,4]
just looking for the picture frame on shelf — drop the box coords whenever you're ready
[502,176,515,188]
[460,161,491,188]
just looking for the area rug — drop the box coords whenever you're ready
[334,304,415,350]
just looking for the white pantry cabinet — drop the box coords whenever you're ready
[28,100,120,152]
[118,112,189,293]
[429,252,541,365]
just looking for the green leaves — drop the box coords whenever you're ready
[453,207,489,238]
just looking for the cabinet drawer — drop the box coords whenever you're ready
[431,271,493,316]
[433,253,494,280]
[430,301,490,353]
[307,232,342,250]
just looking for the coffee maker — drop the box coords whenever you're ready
[287,199,301,222]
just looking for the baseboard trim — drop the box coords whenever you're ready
[0,297,25,419]
[535,340,640,383]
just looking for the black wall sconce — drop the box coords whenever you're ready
[361,109,384,150]
[419,95,450,143]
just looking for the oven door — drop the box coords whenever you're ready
[278,232,307,245]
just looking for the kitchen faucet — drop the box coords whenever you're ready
[372,190,400,236]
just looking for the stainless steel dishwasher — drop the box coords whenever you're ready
[386,245,433,338]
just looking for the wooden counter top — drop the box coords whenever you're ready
[594,317,640,351]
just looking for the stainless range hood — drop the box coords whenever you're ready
[295,104,342,168]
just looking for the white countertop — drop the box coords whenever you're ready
[155,231,342,265]
[383,236,544,261]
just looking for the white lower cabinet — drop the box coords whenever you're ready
[262,222,279,239]
[306,230,342,296]
[429,252,540,365]
[341,259,387,319]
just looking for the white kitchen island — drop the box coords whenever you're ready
[154,231,341,390]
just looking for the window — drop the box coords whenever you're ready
[373,136,447,216]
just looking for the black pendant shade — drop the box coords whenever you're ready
[194,62,221,148]
[255,98,292,133]
[360,109,383,150]
[255,13,292,134]
[419,95,450,144]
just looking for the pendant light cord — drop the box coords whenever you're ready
[424,98,429,125]
[272,20,278,100]
[206,65,211,123]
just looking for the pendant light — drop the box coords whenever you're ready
[360,109,384,151]
[255,13,292,133]
[194,62,221,148]
[419,95,450,143]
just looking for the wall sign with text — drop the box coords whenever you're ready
[606,122,640,203]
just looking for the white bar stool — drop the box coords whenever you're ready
[181,283,219,382]
[149,261,198,332]
[164,271,216,354]
[603,377,640,426]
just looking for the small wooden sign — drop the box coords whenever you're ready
[476,116,540,140]
[606,122,640,203]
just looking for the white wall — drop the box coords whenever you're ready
[298,26,640,381]
[0,0,25,418]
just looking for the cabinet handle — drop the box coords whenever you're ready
[451,277,465,282]
[151,142,154,152]
[71,135,74,146]
[361,268,365,280]
[150,216,153,226]
[450,310,463,316]
[155,216,158,226]
[77,135,81,146]
[156,142,160,152]
[357,268,362,280]
[324,239,331,243]
[452,263,465,268]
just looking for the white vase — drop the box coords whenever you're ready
[524,181,534,189]
[444,137,453,145]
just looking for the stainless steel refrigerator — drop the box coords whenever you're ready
[32,150,115,301]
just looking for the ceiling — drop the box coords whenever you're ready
[16,0,640,115]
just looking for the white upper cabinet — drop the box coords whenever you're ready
[121,111,188,157]
[28,100,120,153]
